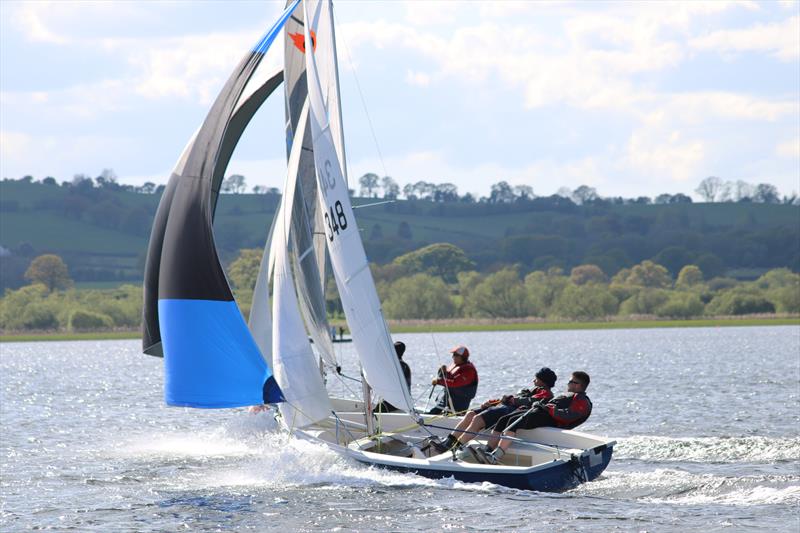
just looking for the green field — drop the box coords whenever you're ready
[2,180,798,291]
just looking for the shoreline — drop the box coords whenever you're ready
[1,315,797,342]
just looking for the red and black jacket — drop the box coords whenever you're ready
[506,386,553,408]
[544,392,592,429]
[433,361,479,412]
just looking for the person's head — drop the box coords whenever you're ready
[449,345,470,363]
[567,371,590,392]
[394,341,406,359]
[534,367,557,389]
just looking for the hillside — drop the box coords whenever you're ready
[1,179,798,290]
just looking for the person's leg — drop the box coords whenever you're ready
[485,411,519,450]
[493,409,554,458]
[497,430,516,454]
[450,410,477,440]
[456,414,486,445]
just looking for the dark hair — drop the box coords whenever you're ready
[571,371,590,389]
[535,367,557,388]
[394,341,406,358]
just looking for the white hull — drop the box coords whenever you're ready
[293,405,616,492]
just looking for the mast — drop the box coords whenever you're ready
[302,0,416,413]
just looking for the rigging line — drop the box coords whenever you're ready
[332,3,389,180]
[352,199,396,210]
[420,421,562,453]
[428,330,456,414]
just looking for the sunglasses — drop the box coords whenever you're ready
[568,380,580,385]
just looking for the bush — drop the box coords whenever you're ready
[69,309,114,331]
[552,283,618,319]
[464,268,531,318]
[655,292,704,318]
[619,288,670,315]
[20,301,60,329]
[383,274,456,319]
[706,290,776,315]
[0,284,50,329]
[767,286,800,313]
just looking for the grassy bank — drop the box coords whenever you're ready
[385,316,800,333]
[2,316,797,342]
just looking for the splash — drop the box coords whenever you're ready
[616,435,800,463]
[577,468,800,506]
[118,413,499,493]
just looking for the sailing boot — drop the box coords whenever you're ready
[455,443,485,463]
[430,434,457,454]
[483,447,505,465]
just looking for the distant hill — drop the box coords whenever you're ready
[1,179,798,290]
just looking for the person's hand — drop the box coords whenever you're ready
[501,394,513,404]
[431,378,438,385]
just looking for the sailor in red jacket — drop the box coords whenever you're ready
[476,371,593,465]
[427,345,479,415]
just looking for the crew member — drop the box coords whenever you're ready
[426,345,478,415]
[478,371,592,464]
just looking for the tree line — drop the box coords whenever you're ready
[5,170,798,206]
[1,249,797,332]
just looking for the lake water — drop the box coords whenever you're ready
[1,326,798,532]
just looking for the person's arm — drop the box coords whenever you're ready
[432,365,450,385]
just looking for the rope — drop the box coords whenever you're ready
[420,420,564,454]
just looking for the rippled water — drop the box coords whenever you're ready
[1,326,798,532]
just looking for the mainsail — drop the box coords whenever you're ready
[281,1,337,366]
[141,0,301,408]
[303,0,415,412]
[271,101,333,428]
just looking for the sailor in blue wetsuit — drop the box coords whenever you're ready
[431,367,556,455]
[426,345,478,415]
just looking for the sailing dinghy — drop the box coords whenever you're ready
[142,0,615,492]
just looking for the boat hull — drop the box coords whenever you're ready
[349,444,613,492]
[298,411,615,492]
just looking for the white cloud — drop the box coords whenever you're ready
[776,138,800,158]
[13,1,68,44]
[106,31,283,105]
[690,16,800,61]
[0,129,124,179]
[405,70,431,87]
[665,92,799,122]
[2,79,131,121]
[0,130,33,169]
[625,129,705,182]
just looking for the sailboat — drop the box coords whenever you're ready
[142,0,614,492]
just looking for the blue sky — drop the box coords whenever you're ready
[1,0,798,199]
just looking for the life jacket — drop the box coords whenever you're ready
[546,392,592,429]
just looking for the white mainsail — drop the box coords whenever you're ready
[283,2,337,366]
[303,0,414,412]
[272,101,333,428]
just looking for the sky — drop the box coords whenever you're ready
[1,0,798,200]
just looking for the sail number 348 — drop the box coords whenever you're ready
[324,200,348,241]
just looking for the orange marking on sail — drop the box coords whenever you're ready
[288,30,317,53]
